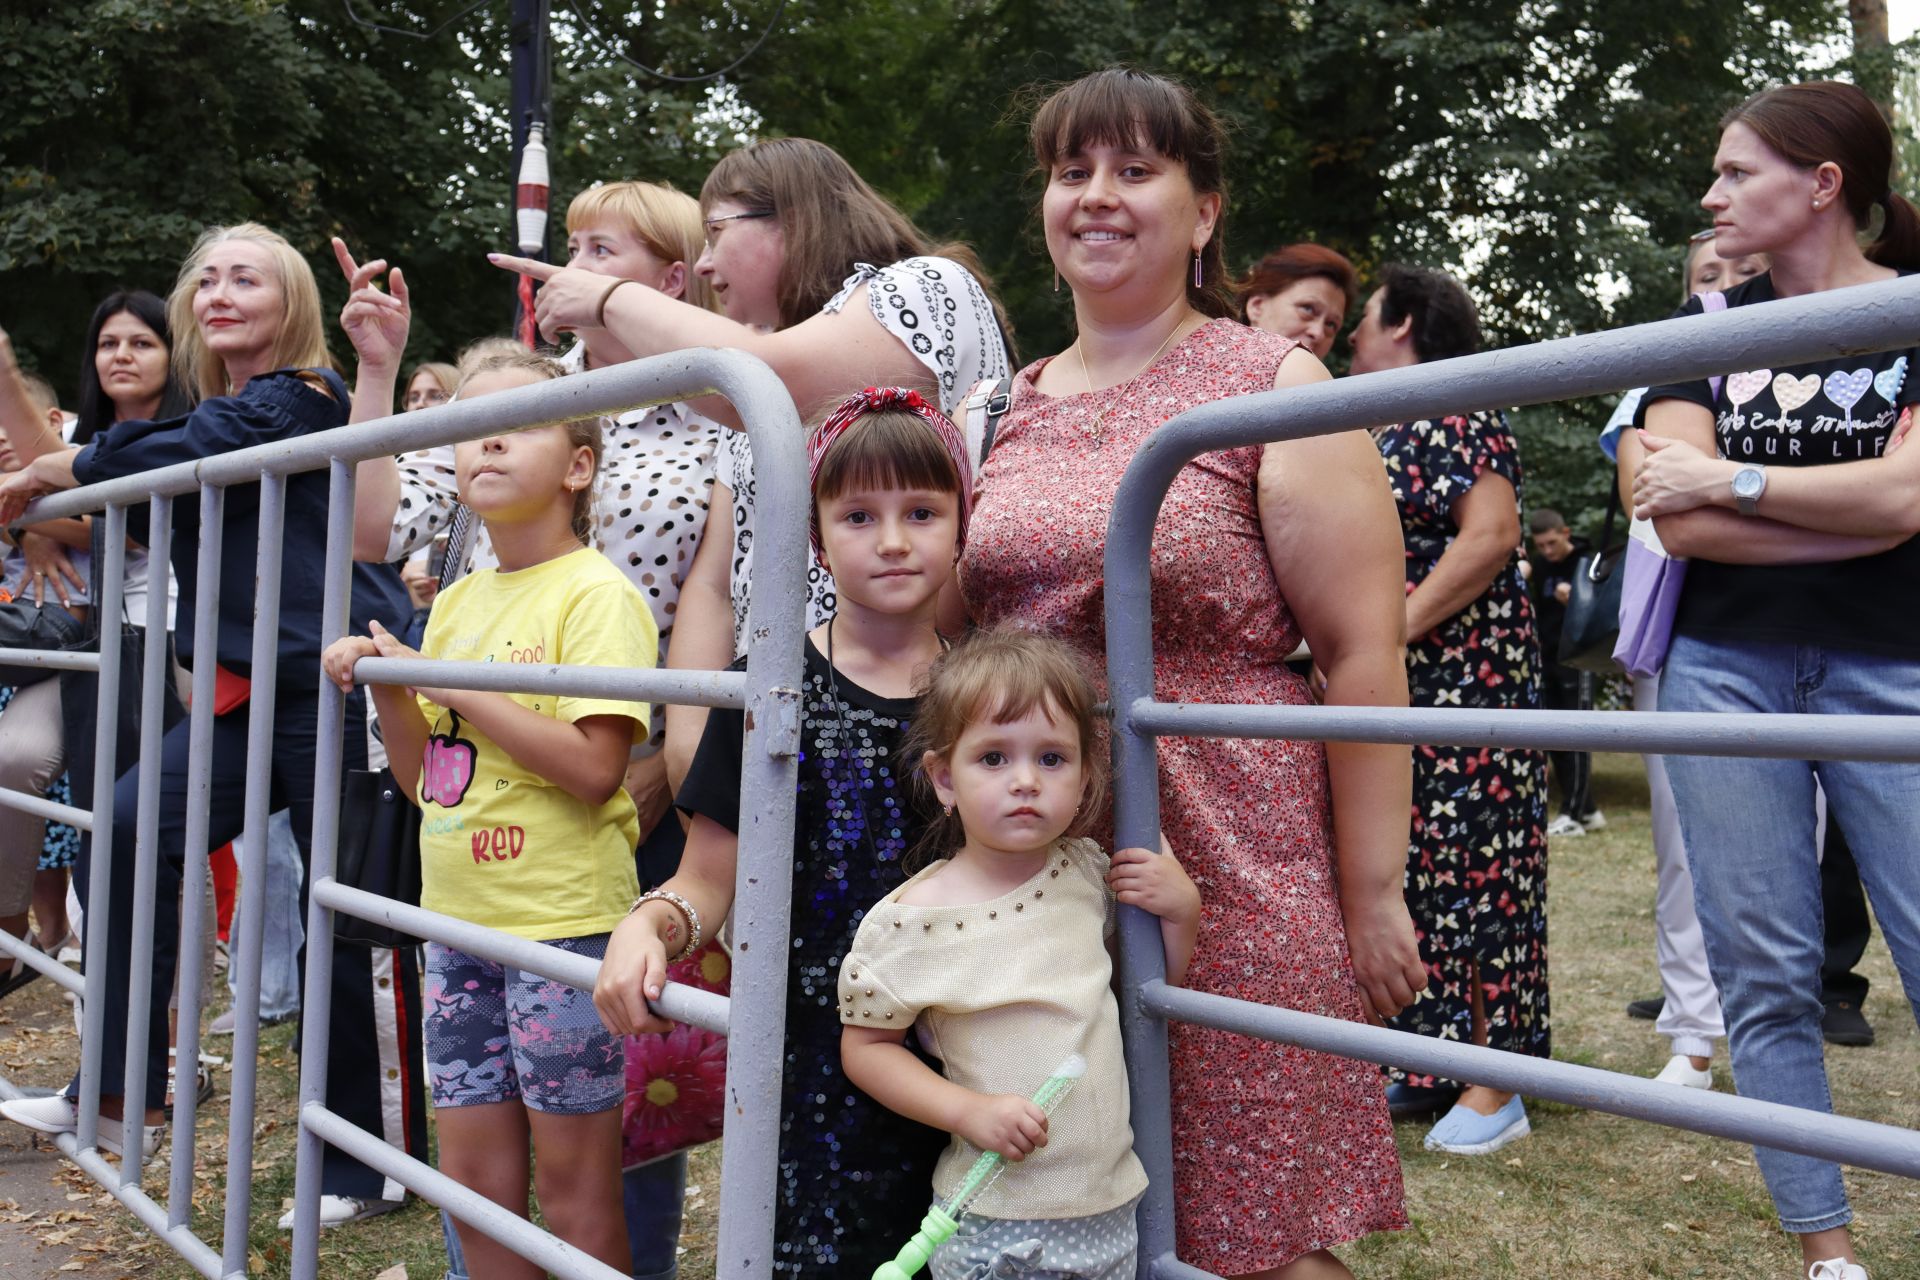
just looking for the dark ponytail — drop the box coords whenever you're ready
[1723,81,1920,270]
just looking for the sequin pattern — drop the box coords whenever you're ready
[961,319,1407,1272]
[679,642,947,1277]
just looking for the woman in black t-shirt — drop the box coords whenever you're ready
[1635,82,1920,1280]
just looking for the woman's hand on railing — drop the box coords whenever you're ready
[0,450,77,525]
[332,238,412,382]
[594,903,679,1036]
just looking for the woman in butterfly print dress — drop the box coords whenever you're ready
[1349,265,1550,1153]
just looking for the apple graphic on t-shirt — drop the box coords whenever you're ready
[421,713,477,808]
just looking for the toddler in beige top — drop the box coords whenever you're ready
[840,629,1200,1280]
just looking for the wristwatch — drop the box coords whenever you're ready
[1731,464,1768,516]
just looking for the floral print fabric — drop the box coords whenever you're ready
[962,318,1407,1272]
[1374,411,1551,1080]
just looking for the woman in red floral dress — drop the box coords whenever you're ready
[959,68,1422,1279]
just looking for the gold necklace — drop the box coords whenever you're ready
[1073,318,1190,438]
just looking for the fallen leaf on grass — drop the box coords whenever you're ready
[1662,1222,1680,1233]
[373,1265,409,1280]
[1504,1158,1521,1167]
[1680,1173,1697,1183]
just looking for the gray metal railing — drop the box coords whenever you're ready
[1104,273,1920,1280]
[0,347,807,1280]
[5,277,1920,1280]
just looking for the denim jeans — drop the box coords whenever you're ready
[1660,634,1920,1233]
[440,1149,687,1279]
[228,808,303,1020]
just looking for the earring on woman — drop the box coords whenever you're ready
[1054,268,1060,293]
[1192,251,1203,289]
[943,802,954,818]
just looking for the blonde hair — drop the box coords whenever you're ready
[454,350,603,544]
[907,628,1108,869]
[167,223,328,401]
[567,181,717,313]
[406,361,459,400]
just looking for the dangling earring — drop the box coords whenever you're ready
[1192,251,1204,289]
[943,802,954,818]
[1054,268,1060,293]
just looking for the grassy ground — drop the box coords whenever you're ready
[3,752,1915,1278]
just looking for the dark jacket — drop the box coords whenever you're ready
[72,367,410,687]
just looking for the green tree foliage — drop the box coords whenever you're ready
[2,0,1908,536]
[0,0,729,406]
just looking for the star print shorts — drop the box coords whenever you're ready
[929,1195,1139,1280]
[423,935,623,1115]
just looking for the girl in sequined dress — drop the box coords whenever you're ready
[838,629,1199,1280]
[595,387,973,1277]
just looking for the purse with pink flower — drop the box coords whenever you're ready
[621,938,731,1168]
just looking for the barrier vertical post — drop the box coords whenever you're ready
[168,484,227,1224]
[710,369,806,1280]
[289,461,356,1280]
[117,494,175,1187]
[75,504,128,1155]
[1101,438,1179,1280]
[220,472,287,1276]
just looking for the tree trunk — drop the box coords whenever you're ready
[1852,0,1894,117]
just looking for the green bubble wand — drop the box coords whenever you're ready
[872,1053,1086,1280]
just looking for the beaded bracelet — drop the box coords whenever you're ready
[631,888,702,964]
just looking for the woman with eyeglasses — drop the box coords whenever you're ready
[488,138,1012,789]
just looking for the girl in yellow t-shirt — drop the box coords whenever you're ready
[323,350,655,1276]
[837,628,1201,1280]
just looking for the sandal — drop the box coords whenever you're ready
[164,1050,221,1119]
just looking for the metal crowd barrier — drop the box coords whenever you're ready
[5,279,1920,1280]
[1104,273,1920,1280]
[0,347,807,1280]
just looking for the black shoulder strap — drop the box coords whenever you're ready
[980,374,1014,462]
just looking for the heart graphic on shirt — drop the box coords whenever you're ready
[1725,369,1771,407]
[1874,358,1908,406]
[1824,368,1873,418]
[1772,372,1821,414]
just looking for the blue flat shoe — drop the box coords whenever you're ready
[1423,1094,1530,1155]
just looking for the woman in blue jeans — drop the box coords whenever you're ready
[1635,81,1920,1280]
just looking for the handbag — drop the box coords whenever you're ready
[1609,290,1726,678]
[59,521,186,812]
[1557,497,1625,673]
[621,938,730,1168]
[0,598,87,687]
[1611,514,1688,679]
[332,767,423,949]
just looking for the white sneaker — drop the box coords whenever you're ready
[1546,814,1587,838]
[1653,1054,1713,1089]
[1580,809,1607,832]
[1808,1260,1868,1280]
[0,1091,166,1158]
[276,1195,405,1231]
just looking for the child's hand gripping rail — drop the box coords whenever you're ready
[872,1054,1087,1280]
